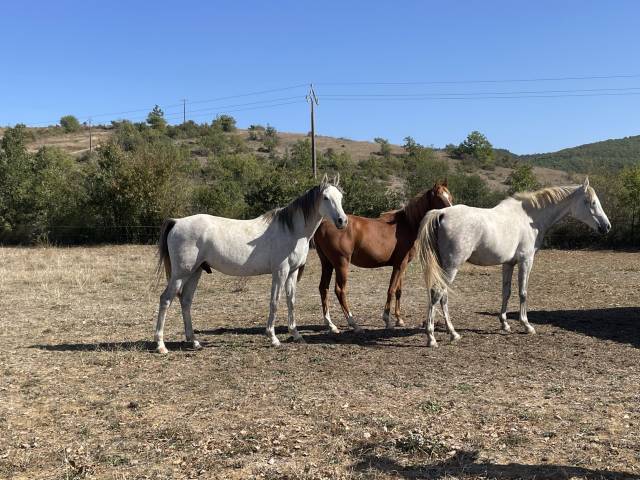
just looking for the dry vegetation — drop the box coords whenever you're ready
[0,246,639,479]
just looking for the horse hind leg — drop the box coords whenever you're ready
[383,266,402,329]
[155,277,184,354]
[424,287,444,348]
[178,269,203,350]
[440,291,461,342]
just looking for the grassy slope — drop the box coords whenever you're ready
[519,135,640,172]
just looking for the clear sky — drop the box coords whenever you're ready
[1,1,639,154]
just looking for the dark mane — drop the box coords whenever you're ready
[383,190,433,228]
[262,185,324,231]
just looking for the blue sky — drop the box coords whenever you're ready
[1,1,639,154]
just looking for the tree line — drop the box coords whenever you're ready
[0,111,638,247]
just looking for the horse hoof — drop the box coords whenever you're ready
[384,323,394,330]
[328,326,340,334]
[395,320,405,328]
[293,336,306,344]
[526,327,536,335]
[426,341,439,348]
[271,339,282,347]
[156,345,169,355]
[450,333,461,343]
[192,340,202,350]
[501,326,512,334]
[353,326,364,334]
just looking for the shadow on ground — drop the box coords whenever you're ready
[478,307,640,348]
[354,450,637,479]
[197,324,425,346]
[30,340,196,352]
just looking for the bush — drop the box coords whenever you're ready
[212,114,237,132]
[60,115,81,133]
[506,163,540,194]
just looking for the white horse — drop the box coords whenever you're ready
[417,178,611,347]
[154,175,347,353]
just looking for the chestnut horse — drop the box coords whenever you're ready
[314,182,452,333]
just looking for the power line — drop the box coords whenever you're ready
[316,73,640,86]
[321,86,640,98]
[26,83,308,126]
[322,92,640,101]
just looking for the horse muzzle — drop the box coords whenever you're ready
[598,223,611,235]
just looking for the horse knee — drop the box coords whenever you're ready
[519,291,527,303]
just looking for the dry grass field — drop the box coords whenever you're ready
[1,246,639,479]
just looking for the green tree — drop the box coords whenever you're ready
[147,105,167,131]
[60,115,81,133]
[212,114,237,132]
[454,131,495,169]
[506,163,540,195]
[403,136,422,156]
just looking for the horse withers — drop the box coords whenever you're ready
[314,181,452,333]
[417,177,611,347]
[155,175,347,353]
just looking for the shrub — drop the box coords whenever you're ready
[212,114,237,132]
[60,115,81,133]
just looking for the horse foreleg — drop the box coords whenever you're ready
[318,254,339,334]
[285,271,304,343]
[155,277,183,354]
[178,269,203,350]
[500,263,515,332]
[266,269,287,346]
[518,258,536,334]
[335,266,362,333]
[383,266,402,329]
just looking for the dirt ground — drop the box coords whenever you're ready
[0,246,639,479]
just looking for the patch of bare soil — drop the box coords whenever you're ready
[0,247,638,479]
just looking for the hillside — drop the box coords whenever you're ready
[519,135,640,172]
[0,126,573,192]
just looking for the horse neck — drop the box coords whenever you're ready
[298,208,324,240]
[526,192,578,234]
[402,196,431,233]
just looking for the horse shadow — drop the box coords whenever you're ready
[197,323,425,346]
[352,449,637,479]
[478,307,640,348]
[31,340,199,353]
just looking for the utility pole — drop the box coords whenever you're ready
[88,117,92,153]
[306,84,319,179]
[182,99,187,124]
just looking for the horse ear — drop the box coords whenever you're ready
[334,172,340,187]
[321,173,328,186]
[583,176,589,191]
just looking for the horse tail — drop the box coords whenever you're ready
[417,210,448,293]
[297,264,306,282]
[157,218,177,280]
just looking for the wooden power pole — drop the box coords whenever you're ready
[88,117,92,153]
[182,99,187,124]
[306,84,319,179]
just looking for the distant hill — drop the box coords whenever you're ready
[517,135,640,173]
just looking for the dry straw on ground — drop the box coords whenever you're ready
[0,246,638,479]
